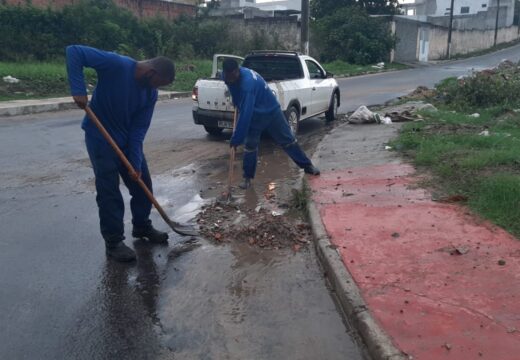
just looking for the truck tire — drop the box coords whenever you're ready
[204,126,223,136]
[325,93,339,122]
[285,106,300,135]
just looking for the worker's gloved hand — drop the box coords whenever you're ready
[73,95,88,109]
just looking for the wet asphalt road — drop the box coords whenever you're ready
[1,46,520,359]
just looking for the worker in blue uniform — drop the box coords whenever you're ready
[222,58,320,190]
[66,45,175,262]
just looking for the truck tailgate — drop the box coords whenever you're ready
[196,79,234,112]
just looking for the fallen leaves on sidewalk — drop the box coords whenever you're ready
[436,245,471,256]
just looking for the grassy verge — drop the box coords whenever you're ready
[0,60,212,101]
[0,62,91,101]
[391,106,520,238]
[1,59,406,101]
[161,59,211,93]
[323,60,408,78]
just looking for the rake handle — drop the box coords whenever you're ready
[84,106,172,225]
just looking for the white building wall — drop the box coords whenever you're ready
[220,0,255,8]
[254,0,300,11]
[433,0,491,16]
[427,25,519,59]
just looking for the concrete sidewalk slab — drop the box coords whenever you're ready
[0,97,77,116]
[0,91,190,117]
[307,122,520,360]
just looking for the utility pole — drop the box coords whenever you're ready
[494,0,501,46]
[301,0,309,55]
[447,0,455,59]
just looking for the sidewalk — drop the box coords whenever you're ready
[306,122,520,360]
[0,90,190,117]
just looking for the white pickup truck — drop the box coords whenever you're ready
[192,51,340,135]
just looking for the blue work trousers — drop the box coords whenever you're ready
[85,134,152,245]
[243,107,312,179]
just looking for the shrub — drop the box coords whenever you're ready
[0,1,273,62]
[312,6,395,64]
[437,64,520,110]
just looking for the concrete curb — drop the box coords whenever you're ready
[304,189,407,360]
[0,91,191,117]
[0,99,78,117]
[157,91,192,101]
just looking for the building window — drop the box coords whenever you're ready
[482,4,487,7]
[461,6,470,14]
[407,8,415,16]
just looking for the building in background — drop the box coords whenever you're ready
[216,0,299,11]
[208,0,300,18]
[218,0,256,8]
[5,0,198,19]
[394,0,518,62]
[398,0,515,28]
[398,0,515,26]
[254,0,300,12]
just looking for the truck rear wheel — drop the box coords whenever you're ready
[204,126,223,135]
[285,106,300,135]
[325,93,339,122]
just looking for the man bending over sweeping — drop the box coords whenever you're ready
[222,58,320,190]
[66,45,175,262]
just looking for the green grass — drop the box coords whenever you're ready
[0,60,211,101]
[470,175,520,236]
[0,59,407,101]
[0,62,96,101]
[392,108,520,238]
[323,60,408,77]
[164,59,211,92]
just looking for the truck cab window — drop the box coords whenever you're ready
[305,60,324,79]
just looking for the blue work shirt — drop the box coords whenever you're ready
[224,67,280,146]
[66,45,157,171]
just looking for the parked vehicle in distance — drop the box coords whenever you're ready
[192,51,340,136]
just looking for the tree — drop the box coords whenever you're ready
[312,6,395,64]
[311,0,400,19]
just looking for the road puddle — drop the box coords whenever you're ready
[65,118,366,359]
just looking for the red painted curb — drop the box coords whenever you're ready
[310,163,520,360]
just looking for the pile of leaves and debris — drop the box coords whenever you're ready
[348,100,438,125]
[196,202,312,251]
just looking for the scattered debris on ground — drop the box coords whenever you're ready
[3,75,20,84]
[405,85,437,100]
[196,201,312,250]
[348,105,379,124]
[168,238,201,260]
[436,245,470,256]
[380,101,437,122]
[348,101,437,124]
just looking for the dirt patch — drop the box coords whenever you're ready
[196,201,312,251]
[405,85,438,100]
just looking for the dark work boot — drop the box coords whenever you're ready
[132,225,169,244]
[239,177,252,189]
[304,164,321,176]
[105,242,136,262]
